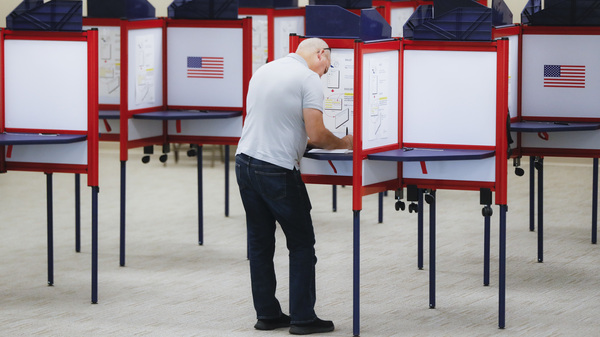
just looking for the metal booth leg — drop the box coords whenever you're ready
[119,161,126,267]
[197,145,204,245]
[427,190,436,309]
[353,210,361,336]
[499,204,508,329]
[91,186,99,304]
[75,173,81,252]
[46,172,54,286]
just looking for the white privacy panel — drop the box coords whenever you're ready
[84,25,121,105]
[322,48,355,139]
[5,142,88,165]
[167,27,243,108]
[403,157,496,182]
[521,129,600,150]
[127,27,163,111]
[390,7,414,37]
[127,119,163,141]
[167,116,243,137]
[4,39,88,131]
[361,50,399,150]
[521,34,600,119]
[403,49,497,146]
[274,15,304,59]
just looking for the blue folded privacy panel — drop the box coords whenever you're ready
[521,0,600,26]
[87,0,155,19]
[309,0,372,9]
[403,0,493,41]
[6,0,82,31]
[305,5,391,40]
[492,0,513,26]
[305,5,360,38]
[168,0,238,19]
[360,7,392,41]
[238,0,298,8]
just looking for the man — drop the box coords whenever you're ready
[235,38,353,335]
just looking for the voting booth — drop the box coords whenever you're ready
[294,2,511,335]
[114,15,252,266]
[0,25,100,303]
[238,0,306,72]
[292,6,400,336]
[510,0,600,262]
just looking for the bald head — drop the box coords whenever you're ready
[296,38,329,55]
[295,38,331,77]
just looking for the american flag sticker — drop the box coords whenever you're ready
[543,64,586,88]
[187,56,224,79]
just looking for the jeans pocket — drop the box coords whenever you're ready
[235,162,247,191]
[256,170,287,200]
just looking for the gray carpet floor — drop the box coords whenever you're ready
[1,142,599,336]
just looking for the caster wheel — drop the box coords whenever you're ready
[141,156,150,164]
[395,201,405,211]
[515,167,525,176]
[159,154,168,163]
[408,203,418,213]
[424,193,434,204]
[482,206,493,217]
[187,149,197,157]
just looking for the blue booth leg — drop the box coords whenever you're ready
[46,173,54,286]
[418,189,424,270]
[225,145,230,217]
[592,158,598,244]
[537,157,544,263]
[484,208,491,286]
[429,190,436,309]
[197,145,204,245]
[75,173,81,253]
[92,186,99,304]
[499,204,507,329]
[353,210,360,336]
[120,161,126,267]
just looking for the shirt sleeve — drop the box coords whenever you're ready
[302,72,324,112]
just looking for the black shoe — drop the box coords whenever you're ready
[254,314,291,330]
[289,318,334,335]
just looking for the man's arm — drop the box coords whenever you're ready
[304,108,353,150]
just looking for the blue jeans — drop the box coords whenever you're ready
[235,153,317,324]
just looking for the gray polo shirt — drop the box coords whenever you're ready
[236,53,324,170]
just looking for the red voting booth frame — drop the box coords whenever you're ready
[507,25,600,263]
[290,34,509,335]
[0,30,100,184]
[115,17,252,266]
[0,29,100,304]
[118,18,252,161]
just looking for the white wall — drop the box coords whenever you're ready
[0,0,530,28]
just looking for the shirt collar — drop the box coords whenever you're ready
[287,53,308,68]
